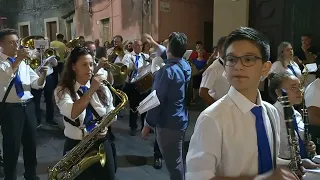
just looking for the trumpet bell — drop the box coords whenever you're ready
[20,35,45,49]
[110,62,128,86]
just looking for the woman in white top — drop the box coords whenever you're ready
[268,72,319,169]
[54,47,116,180]
[270,42,302,79]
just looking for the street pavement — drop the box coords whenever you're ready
[0,101,203,180]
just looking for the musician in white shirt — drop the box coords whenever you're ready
[269,42,302,79]
[199,36,229,105]
[54,47,116,179]
[268,72,319,169]
[0,28,47,180]
[107,35,126,63]
[305,70,320,155]
[122,39,150,136]
[186,27,298,180]
[32,49,58,127]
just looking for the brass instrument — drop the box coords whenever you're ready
[20,35,45,69]
[66,37,82,48]
[48,81,128,180]
[107,40,128,61]
[278,89,304,178]
[300,63,315,159]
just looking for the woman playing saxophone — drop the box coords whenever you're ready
[54,47,116,180]
[268,72,319,171]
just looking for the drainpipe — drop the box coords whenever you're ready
[111,0,114,38]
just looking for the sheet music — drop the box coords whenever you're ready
[303,63,318,73]
[183,50,193,60]
[137,90,160,114]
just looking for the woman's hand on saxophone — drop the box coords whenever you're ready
[266,167,299,180]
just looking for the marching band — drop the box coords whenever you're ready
[1,25,320,180]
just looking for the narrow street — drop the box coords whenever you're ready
[0,103,202,180]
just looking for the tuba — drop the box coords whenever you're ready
[48,81,128,180]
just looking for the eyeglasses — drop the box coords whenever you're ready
[225,55,262,67]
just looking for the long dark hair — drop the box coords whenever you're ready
[56,47,108,106]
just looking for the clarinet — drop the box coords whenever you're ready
[278,89,303,176]
[300,63,315,159]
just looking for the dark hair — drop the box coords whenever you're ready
[196,41,202,45]
[79,36,85,39]
[57,33,64,39]
[0,28,18,41]
[217,36,227,51]
[57,47,108,106]
[168,32,188,58]
[301,33,312,38]
[142,42,150,52]
[223,27,270,61]
[268,72,293,104]
[113,35,123,42]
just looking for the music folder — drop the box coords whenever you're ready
[137,90,160,114]
[303,63,318,73]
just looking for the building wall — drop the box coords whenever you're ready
[75,0,213,47]
[213,0,249,45]
[1,0,74,37]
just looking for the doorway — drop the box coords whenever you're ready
[203,21,213,53]
[46,21,57,41]
[18,21,30,38]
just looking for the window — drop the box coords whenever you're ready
[100,18,110,45]
[17,21,31,38]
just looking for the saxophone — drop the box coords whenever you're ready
[278,89,303,177]
[48,81,128,180]
[300,63,315,159]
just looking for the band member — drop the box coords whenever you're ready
[186,27,298,180]
[84,40,115,140]
[142,32,191,180]
[0,28,48,180]
[199,36,229,106]
[54,47,116,180]
[305,68,320,154]
[107,35,125,63]
[50,33,67,86]
[32,45,58,127]
[269,72,319,169]
[122,39,150,136]
[94,39,106,59]
[270,42,302,79]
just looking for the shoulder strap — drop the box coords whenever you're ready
[265,105,277,170]
[76,90,101,119]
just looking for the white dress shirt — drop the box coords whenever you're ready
[0,53,45,102]
[54,81,115,140]
[305,78,320,108]
[200,58,230,100]
[273,101,304,159]
[107,47,128,63]
[269,61,302,79]
[35,56,57,76]
[122,51,150,82]
[186,86,280,180]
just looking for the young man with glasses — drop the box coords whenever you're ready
[186,27,299,180]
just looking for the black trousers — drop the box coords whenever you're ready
[63,137,116,180]
[1,101,37,180]
[154,140,162,159]
[123,83,149,130]
[31,74,55,124]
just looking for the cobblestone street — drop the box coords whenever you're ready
[0,103,202,180]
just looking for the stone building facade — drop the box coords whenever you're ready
[0,0,75,40]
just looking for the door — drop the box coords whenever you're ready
[21,25,29,38]
[46,21,57,41]
[100,18,110,45]
[203,21,213,53]
[249,0,286,62]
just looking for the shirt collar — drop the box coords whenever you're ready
[74,81,91,92]
[131,51,141,56]
[0,53,10,61]
[227,86,263,114]
[165,58,183,64]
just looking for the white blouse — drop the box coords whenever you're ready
[269,61,302,79]
[54,81,115,140]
